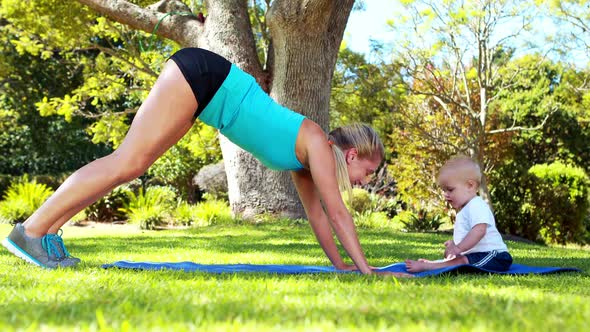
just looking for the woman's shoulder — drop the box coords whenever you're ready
[300,119,327,140]
[294,119,330,169]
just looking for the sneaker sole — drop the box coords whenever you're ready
[2,237,50,268]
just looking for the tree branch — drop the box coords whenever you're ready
[487,107,555,134]
[76,0,202,46]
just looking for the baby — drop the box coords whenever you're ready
[405,155,512,273]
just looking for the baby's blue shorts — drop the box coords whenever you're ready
[465,251,513,272]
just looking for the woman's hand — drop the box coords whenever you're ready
[334,263,357,271]
[334,263,414,277]
[335,263,382,271]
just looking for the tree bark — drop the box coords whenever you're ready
[76,0,354,219]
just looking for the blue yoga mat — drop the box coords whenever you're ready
[102,261,582,277]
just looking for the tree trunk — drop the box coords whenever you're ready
[76,0,354,219]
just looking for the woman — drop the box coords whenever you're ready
[3,48,406,276]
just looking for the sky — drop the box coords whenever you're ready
[341,1,587,68]
[342,0,399,57]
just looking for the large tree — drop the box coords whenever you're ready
[388,0,552,207]
[5,0,357,218]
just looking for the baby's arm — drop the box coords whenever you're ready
[445,223,487,258]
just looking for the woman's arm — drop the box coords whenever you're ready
[291,171,356,270]
[300,129,373,274]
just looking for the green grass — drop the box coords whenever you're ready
[0,222,589,332]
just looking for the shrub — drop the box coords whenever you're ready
[121,186,177,229]
[347,188,372,212]
[346,188,402,217]
[172,201,199,226]
[353,211,402,229]
[523,162,590,244]
[399,209,444,232]
[0,199,30,224]
[0,177,54,224]
[0,175,12,197]
[193,198,234,226]
[85,186,132,222]
[127,205,166,230]
[489,162,530,239]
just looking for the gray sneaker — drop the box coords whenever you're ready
[45,229,81,265]
[2,223,78,268]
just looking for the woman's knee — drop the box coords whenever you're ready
[107,152,152,183]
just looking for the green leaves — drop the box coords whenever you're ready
[36,95,80,122]
[86,114,130,148]
[0,176,54,224]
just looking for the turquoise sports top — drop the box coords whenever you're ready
[198,64,306,171]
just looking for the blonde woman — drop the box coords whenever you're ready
[3,48,409,277]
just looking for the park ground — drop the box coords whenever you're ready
[0,222,589,331]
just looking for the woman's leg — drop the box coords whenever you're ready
[24,60,198,237]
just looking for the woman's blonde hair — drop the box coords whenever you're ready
[327,123,384,199]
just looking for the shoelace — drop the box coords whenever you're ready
[41,230,70,260]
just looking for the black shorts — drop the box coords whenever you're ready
[169,48,232,118]
[465,251,513,272]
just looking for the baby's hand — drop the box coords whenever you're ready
[444,240,462,258]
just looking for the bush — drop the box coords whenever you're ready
[489,162,530,239]
[193,198,234,226]
[353,211,402,229]
[0,199,30,224]
[347,188,372,212]
[172,201,199,226]
[0,175,12,197]
[346,188,402,217]
[0,174,68,198]
[0,177,54,224]
[523,162,590,244]
[127,205,166,230]
[85,186,132,222]
[121,186,177,229]
[399,209,444,232]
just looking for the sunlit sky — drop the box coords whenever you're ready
[343,0,398,58]
[342,1,587,68]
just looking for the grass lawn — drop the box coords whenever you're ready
[0,221,589,332]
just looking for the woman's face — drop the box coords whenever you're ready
[345,149,381,186]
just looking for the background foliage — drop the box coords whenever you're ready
[0,0,588,244]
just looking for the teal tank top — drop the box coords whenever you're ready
[198,64,306,171]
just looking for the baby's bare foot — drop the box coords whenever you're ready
[405,259,428,273]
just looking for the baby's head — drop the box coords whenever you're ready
[437,155,482,210]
